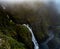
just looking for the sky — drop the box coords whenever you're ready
[55,0,60,13]
[0,0,60,13]
[0,0,59,2]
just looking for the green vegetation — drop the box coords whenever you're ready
[0,33,25,49]
[0,5,33,49]
[0,3,50,49]
[0,2,60,49]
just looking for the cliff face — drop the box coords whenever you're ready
[0,2,59,49]
[5,3,49,43]
[0,5,34,49]
[1,3,49,44]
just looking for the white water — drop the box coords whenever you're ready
[23,24,39,49]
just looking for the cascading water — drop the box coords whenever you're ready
[23,24,39,49]
[23,24,54,49]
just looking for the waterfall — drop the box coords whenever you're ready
[23,24,39,49]
[23,24,55,49]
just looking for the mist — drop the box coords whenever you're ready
[0,0,60,49]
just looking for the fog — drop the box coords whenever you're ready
[0,0,60,13]
[0,0,60,49]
